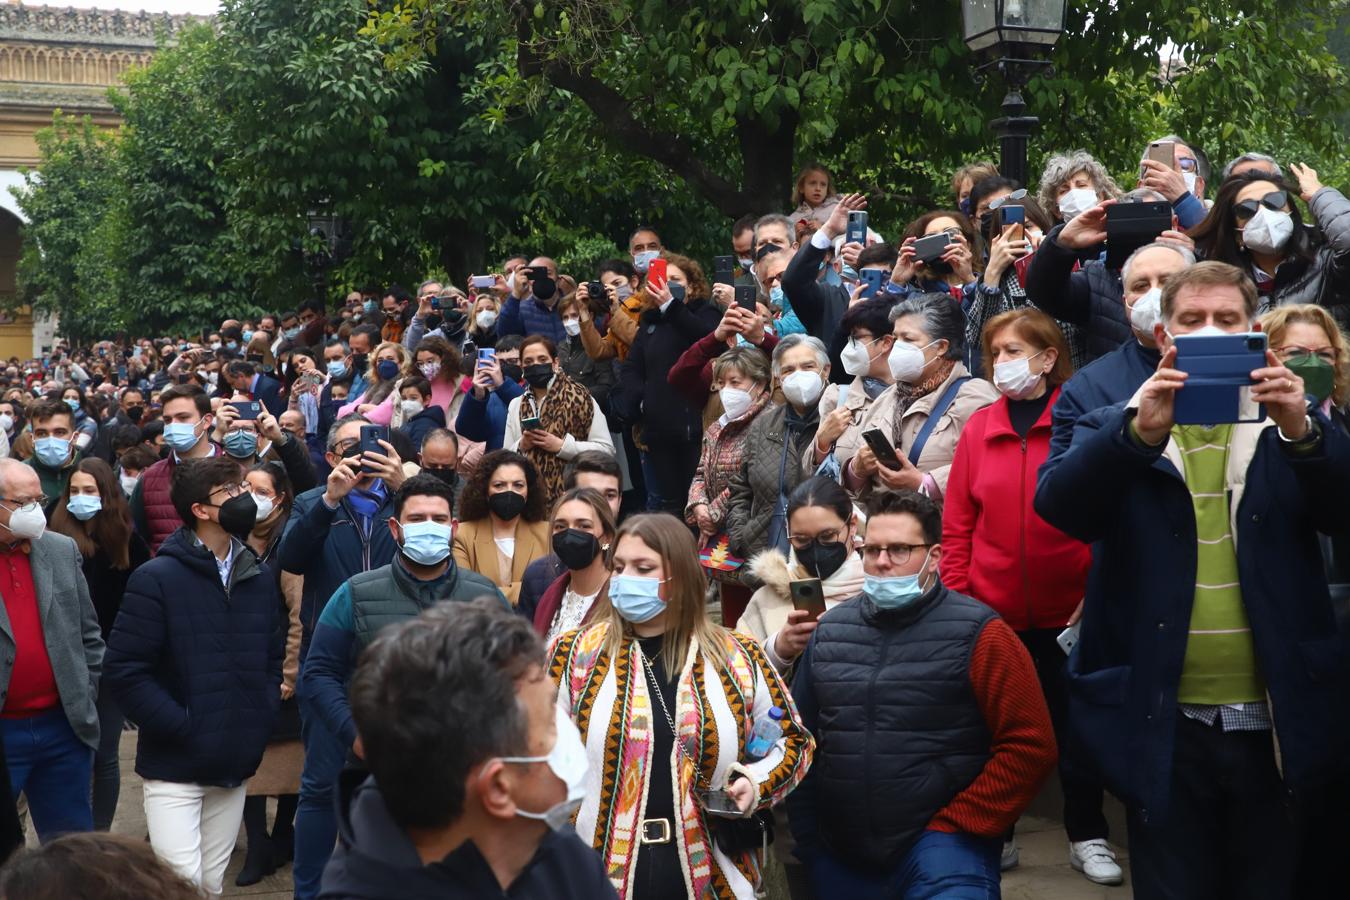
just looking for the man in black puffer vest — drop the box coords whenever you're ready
[300,473,507,762]
[788,490,1057,897]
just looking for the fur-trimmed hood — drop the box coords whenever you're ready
[737,547,866,645]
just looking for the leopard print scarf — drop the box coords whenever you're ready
[524,371,595,504]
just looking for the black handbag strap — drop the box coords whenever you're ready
[908,376,970,466]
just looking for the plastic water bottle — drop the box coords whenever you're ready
[745,706,785,760]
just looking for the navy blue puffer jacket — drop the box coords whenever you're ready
[105,527,283,787]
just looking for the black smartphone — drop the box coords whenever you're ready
[246,353,265,366]
[862,428,903,470]
[790,578,827,620]
[698,789,742,817]
[357,424,388,472]
[1105,201,1171,268]
[520,416,543,432]
[860,269,885,298]
[116,364,128,382]
[229,401,261,420]
[912,232,953,264]
[734,285,757,311]
[846,210,868,245]
[713,255,735,286]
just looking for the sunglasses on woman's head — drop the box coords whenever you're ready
[1235,190,1288,221]
[988,189,1028,212]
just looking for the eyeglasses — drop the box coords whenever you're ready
[1177,157,1199,173]
[861,542,930,564]
[211,483,249,499]
[1276,346,1337,365]
[1235,191,1288,222]
[789,528,844,550]
[0,496,47,511]
[988,189,1028,212]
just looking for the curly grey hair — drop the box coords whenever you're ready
[888,293,965,361]
[1037,150,1123,219]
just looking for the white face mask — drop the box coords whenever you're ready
[1128,286,1163,335]
[782,370,825,407]
[1058,187,1099,221]
[1183,172,1198,196]
[0,414,11,432]
[888,339,938,384]
[119,473,139,497]
[500,705,589,831]
[719,386,754,420]
[400,399,424,417]
[4,501,45,541]
[841,338,878,378]
[992,350,1046,400]
[563,318,581,337]
[475,310,498,330]
[1241,205,1294,255]
[251,493,275,522]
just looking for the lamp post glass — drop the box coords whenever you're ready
[962,0,1067,54]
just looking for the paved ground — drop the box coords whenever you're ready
[85,731,1132,898]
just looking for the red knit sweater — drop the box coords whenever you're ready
[928,617,1058,835]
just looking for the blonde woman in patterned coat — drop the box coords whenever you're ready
[548,513,814,900]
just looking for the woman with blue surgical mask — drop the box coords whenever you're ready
[60,386,98,452]
[1189,167,1350,316]
[547,513,813,900]
[49,458,150,832]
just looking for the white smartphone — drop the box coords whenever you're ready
[1057,621,1081,656]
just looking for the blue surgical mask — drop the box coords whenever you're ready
[863,548,935,611]
[376,360,400,381]
[399,521,452,566]
[223,429,258,459]
[840,264,860,283]
[34,436,71,468]
[326,360,347,378]
[64,399,80,413]
[163,420,202,453]
[959,197,973,216]
[242,330,254,342]
[769,285,785,305]
[668,282,686,302]
[633,250,660,274]
[284,326,302,340]
[608,574,668,624]
[363,299,378,315]
[67,494,102,521]
[226,341,238,351]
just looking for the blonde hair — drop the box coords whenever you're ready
[369,341,411,389]
[791,163,835,208]
[1259,304,1350,406]
[602,513,728,675]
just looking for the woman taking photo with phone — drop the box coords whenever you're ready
[549,513,813,900]
[452,449,550,603]
[520,486,615,641]
[48,458,150,831]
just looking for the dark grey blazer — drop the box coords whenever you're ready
[0,532,103,749]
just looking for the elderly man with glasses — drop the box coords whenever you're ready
[0,458,103,843]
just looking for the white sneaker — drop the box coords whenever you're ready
[1000,839,1020,871]
[1069,839,1124,885]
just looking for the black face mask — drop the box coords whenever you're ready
[500,362,523,384]
[531,276,557,301]
[158,445,171,460]
[423,466,458,490]
[553,528,600,571]
[796,539,850,580]
[125,405,144,423]
[215,492,258,541]
[523,363,554,389]
[488,490,526,520]
[352,353,369,374]
[441,309,466,328]
[425,315,444,332]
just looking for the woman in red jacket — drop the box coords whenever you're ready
[941,307,1121,887]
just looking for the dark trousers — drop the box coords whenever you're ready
[641,436,700,515]
[293,679,347,899]
[92,688,123,831]
[1016,628,1108,842]
[1127,713,1296,900]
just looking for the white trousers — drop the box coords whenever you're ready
[142,779,247,896]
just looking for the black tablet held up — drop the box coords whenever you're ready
[1105,201,1172,269]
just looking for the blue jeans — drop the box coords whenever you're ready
[1,709,94,841]
[807,830,1001,900]
[292,686,347,899]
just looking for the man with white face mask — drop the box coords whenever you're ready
[0,458,102,842]
[1036,261,1350,899]
[322,598,613,898]
[1026,188,1195,363]
[1137,134,1210,230]
[1042,241,1194,473]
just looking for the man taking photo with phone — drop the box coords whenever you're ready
[1035,261,1350,898]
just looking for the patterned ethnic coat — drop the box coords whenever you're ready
[548,623,815,899]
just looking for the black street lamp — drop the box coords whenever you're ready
[303,206,351,308]
[961,0,1068,188]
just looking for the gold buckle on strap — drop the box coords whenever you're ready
[640,818,672,844]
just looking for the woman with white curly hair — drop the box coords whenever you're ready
[1037,149,1123,223]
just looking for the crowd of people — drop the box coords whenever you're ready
[0,140,1343,900]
